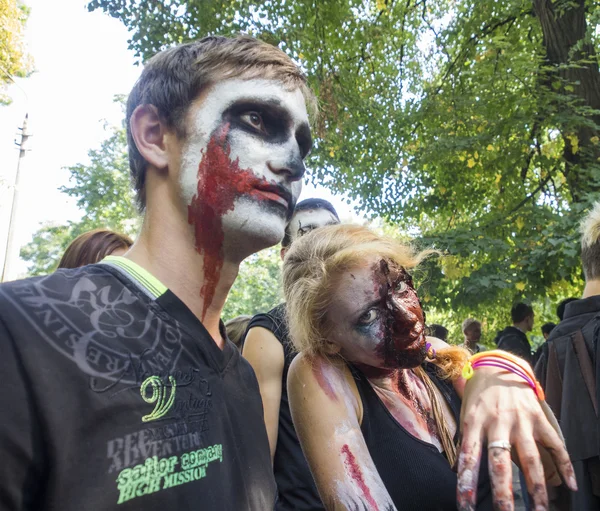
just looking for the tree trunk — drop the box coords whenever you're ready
[533,0,600,202]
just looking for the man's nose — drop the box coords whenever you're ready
[267,146,305,182]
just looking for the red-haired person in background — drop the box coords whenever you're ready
[58,229,133,269]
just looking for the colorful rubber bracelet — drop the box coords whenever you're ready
[462,350,545,400]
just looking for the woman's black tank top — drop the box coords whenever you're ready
[352,363,494,510]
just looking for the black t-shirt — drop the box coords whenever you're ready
[0,257,275,510]
[246,304,324,511]
[353,364,493,510]
[495,326,533,365]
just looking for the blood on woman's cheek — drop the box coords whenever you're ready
[372,260,426,369]
[187,123,270,320]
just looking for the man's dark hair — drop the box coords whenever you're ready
[511,302,534,323]
[541,322,556,337]
[556,297,578,321]
[281,198,340,249]
[126,35,315,211]
[427,324,449,341]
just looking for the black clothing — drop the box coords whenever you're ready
[534,295,600,510]
[247,304,324,511]
[494,326,533,364]
[0,260,275,510]
[352,364,493,510]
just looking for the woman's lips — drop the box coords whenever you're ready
[394,329,425,350]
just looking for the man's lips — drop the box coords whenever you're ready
[253,182,293,209]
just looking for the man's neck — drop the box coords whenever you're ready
[512,322,528,334]
[125,207,240,349]
[464,338,477,349]
[582,279,600,299]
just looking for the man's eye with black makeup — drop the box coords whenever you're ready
[240,111,267,134]
[357,309,379,326]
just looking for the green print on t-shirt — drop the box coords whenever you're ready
[140,375,177,422]
[116,444,223,504]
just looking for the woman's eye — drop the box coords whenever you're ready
[240,112,266,133]
[358,309,379,326]
[395,280,410,294]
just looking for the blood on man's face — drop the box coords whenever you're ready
[179,78,312,252]
[326,256,427,371]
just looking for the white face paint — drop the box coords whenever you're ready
[179,78,312,258]
[286,208,339,246]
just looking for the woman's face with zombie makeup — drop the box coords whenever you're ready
[326,256,427,371]
[179,78,312,250]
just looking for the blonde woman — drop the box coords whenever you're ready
[283,224,575,511]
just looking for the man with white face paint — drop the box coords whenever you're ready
[0,36,314,510]
[243,198,340,511]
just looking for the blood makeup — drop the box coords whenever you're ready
[178,79,311,317]
[326,256,427,371]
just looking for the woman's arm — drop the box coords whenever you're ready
[288,354,396,511]
[426,337,576,510]
[242,326,285,462]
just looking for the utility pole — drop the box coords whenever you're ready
[2,113,31,282]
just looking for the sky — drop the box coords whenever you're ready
[0,0,361,281]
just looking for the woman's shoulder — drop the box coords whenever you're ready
[288,353,361,415]
[289,352,351,389]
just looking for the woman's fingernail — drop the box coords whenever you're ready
[569,474,578,491]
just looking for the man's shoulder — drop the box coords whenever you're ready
[0,264,132,329]
[1,265,109,299]
[497,326,525,341]
[247,303,287,336]
[547,312,600,346]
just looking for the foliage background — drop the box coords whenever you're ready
[0,0,33,104]
[18,0,600,344]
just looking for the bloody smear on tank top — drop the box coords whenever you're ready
[188,123,270,319]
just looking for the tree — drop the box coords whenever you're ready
[88,0,600,325]
[20,110,141,275]
[222,247,282,321]
[0,0,33,105]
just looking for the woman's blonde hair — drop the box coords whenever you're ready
[282,223,468,465]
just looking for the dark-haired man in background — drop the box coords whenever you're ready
[243,198,340,511]
[494,302,534,364]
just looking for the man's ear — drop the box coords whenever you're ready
[130,105,170,170]
[280,247,287,260]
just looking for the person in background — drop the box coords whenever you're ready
[541,322,556,341]
[494,303,534,364]
[427,323,448,341]
[243,198,340,511]
[461,317,486,353]
[536,201,600,510]
[556,297,578,322]
[225,315,252,350]
[531,323,557,393]
[58,229,133,269]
